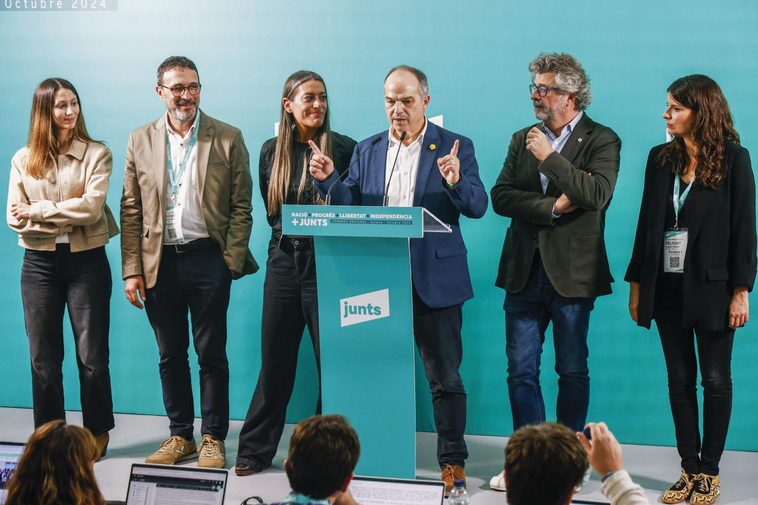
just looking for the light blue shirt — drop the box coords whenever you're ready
[539,110,584,194]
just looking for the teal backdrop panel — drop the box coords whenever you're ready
[313,235,416,479]
[1,0,758,454]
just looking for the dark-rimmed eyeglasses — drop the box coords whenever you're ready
[159,84,202,97]
[529,84,560,97]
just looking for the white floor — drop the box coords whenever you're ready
[1,408,757,504]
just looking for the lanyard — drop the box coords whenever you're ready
[672,174,693,229]
[166,122,199,195]
[280,493,330,504]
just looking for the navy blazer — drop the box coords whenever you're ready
[319,121,488,308]
[625,142,757,330]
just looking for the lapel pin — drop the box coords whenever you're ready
[429,144,436,151]
[577,138,583,143]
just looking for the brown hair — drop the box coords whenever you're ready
[505,423,588,505]
[285,415,360,499]
[658,74,740,189]
[4,420,105,505]
[268,70,333,215]
[157,55,200,85]
[25,78,95,180]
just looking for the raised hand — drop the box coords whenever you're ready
[308,140,335,182]
[437,139,461,186]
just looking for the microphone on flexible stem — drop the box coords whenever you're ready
[383,130,407,206]
[324,136,382,205]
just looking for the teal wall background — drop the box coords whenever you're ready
[1,0,757,451]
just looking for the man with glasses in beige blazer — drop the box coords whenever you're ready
[121,55,257,469]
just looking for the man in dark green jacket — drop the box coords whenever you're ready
[489,53,621,491]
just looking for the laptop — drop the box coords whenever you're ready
[348,475,445,505]
[0,442,25,505]
[125,463,228,505]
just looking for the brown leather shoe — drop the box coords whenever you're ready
[235,462,257,476]
[145,436,197,465]
[93,432,109,462]
[441,464,466,495]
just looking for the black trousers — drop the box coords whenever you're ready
[654,281,734,476]
[21,245,114,435]
[413,289,468,468]
[237,238,320,471]
[145,239,232,440]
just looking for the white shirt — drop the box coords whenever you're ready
[384,118,428,207]
[163,111,209,244]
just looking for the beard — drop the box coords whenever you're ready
[533,101,555,121]
[169,99,198,122]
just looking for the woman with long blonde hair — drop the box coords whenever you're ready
[7,78,118,460]
[4,420,106,505]
[235,70,356,476]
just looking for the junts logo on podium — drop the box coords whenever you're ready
[340,289,390,327]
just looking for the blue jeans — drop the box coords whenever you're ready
[504,252,595,432]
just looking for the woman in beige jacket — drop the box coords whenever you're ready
[7,78,118,460]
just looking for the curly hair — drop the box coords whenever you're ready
[4,420,105,505]
[529,53,592,111]
[658,74,739,189]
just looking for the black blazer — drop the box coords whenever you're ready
[625,142,757,330]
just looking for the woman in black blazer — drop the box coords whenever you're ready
[626,75,756,504]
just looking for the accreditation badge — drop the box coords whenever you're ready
[165,204,185,243]
[663,229,688,273]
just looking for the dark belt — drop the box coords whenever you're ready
[164,237,216,253]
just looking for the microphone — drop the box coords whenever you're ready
[324,136,382,205]
[383,130,407,206]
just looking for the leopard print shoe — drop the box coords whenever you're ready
[661,469,698,504]
[690,474,720,504]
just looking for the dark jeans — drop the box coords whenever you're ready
[21,245,114,435]
[237,238,321,471]
[655,282,734,476]
[145,239,232,440]
[413,289,468,468]
[504,251,595,432]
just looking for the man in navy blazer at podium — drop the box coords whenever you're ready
[308,65,488,492]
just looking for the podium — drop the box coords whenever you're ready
[282,205,450,479]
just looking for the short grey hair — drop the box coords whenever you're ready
[529,53,592,111]
[384,65,429,98]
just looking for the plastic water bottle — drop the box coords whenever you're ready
[448,479,470,505]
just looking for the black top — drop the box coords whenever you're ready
[658,176,693,282]
[625,142,757,331]
[259,131,357,241]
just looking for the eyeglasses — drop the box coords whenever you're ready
[529,84,560,97]
[159,84,202,97]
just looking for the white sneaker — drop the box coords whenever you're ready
[490,471,506,491]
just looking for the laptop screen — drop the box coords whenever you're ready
[0,442,25,505]
[348,476,445,505]
[125,464,227,505]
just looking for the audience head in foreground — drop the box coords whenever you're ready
[505,422,588,505]
[284,414,361,501]
[4,420,105,505]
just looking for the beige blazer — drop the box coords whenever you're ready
[7,140,119,251]
[120,111,258,289]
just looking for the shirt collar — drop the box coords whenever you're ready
[388,117,428,148]
[542,110,583,140]
[64,138,87,160]
[165,110,201,139]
